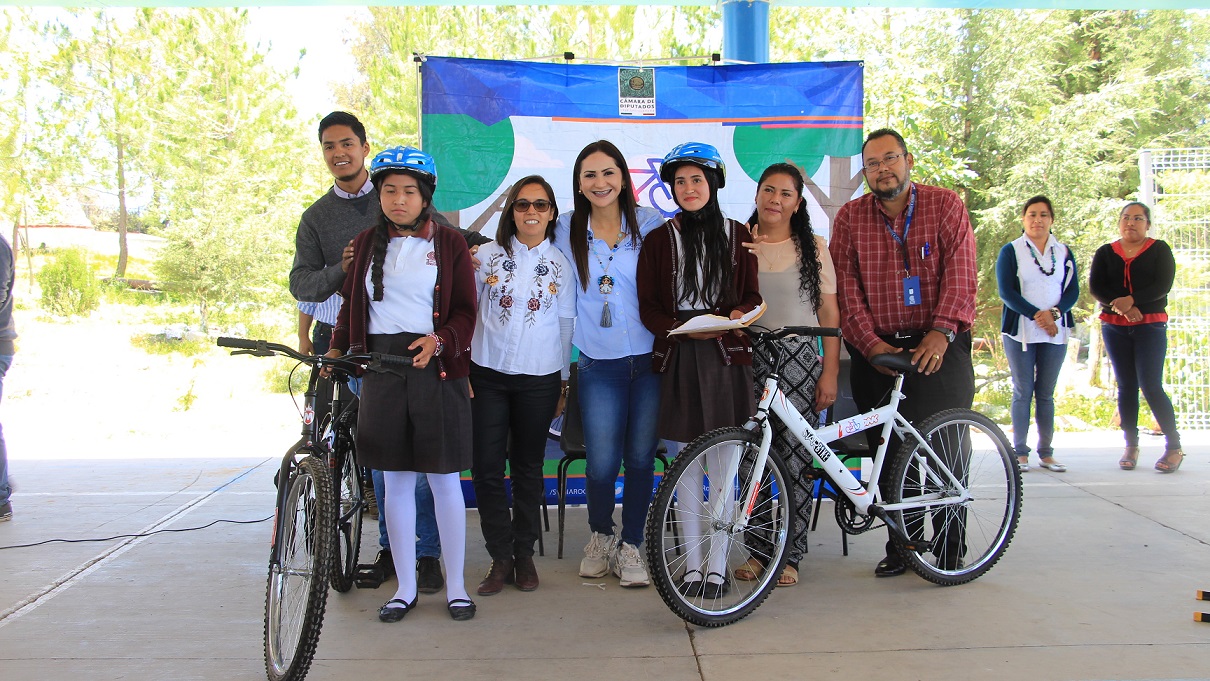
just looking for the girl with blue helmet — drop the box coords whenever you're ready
[637,141,762,598]
[327,145,479,622]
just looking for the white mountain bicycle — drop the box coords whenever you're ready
[644,326,1021,627]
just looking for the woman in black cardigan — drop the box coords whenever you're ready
[1088,202,1182,473]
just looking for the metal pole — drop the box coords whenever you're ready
[1139,149,1154,206]
[722,0,770,64]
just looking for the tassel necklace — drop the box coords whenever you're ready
[591,228,627,328]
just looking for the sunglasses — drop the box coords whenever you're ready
[512,199,552,213]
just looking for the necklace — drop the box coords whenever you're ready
[1027,241,1056,276]
[757,238,796,272]
[590,227,627,327]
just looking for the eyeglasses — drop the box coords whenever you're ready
[512,199,551,213]
[1120,215,1148,224]
[862,153,904,173]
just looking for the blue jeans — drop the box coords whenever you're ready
[578,353,661,547]
[1003,336,1067,458]
[0,355,11,506]
[373,469,440,557]
[1102,322,1181,450]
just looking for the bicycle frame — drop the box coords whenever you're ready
[725,370,973,539]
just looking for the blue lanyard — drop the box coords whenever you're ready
[882,185,916,274]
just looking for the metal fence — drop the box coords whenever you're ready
[1140,148,1210,429]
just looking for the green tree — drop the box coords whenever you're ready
[40,9,161,278]
[146,9,315,331]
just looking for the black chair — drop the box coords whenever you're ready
[556,364,669,559]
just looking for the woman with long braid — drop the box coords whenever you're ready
[328,146,478,622]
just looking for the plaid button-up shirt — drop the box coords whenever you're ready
[829,182,977,358]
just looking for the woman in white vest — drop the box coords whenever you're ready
[995,195,1079,473]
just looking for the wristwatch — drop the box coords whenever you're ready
[932,327,956,343]
[1049,307,1061,321]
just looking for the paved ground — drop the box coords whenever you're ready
[1,433,1208,681]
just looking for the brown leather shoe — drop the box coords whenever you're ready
[514,555,539,592]
[477,558,514,596]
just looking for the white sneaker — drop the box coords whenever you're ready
[611,541,650,588]
[579,531,614,578]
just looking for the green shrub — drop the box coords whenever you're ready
[264,358,308,394]
[37,248,102,316]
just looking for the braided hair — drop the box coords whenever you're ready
[369,168,434,301]
[672,163,736,310]
[746,163,823,313]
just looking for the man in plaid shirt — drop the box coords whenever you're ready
[830,128,977,578]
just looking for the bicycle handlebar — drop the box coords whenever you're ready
[743,325,843,340]
[216,337,414,373]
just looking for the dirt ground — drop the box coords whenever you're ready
[3,301,299,464]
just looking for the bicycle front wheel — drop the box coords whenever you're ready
[886,409,1020,586]
[264,454,335,681]
[645,427,793,627]
[329,445,364,593]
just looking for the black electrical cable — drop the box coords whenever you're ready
[0,515,272,550]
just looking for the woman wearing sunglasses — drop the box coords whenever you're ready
[471,176,576,595]
[553,140,667,588]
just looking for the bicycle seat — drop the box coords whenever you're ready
[869,352,920,373]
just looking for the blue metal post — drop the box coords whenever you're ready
[722,0,770,64]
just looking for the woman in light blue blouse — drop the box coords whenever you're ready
[553,140,665,589]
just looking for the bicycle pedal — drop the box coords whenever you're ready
[902,541,934,554]
[354,565,386,589]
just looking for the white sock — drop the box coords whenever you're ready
[382,470,417,606]
[426,472,470,603]
[673,442,738,583]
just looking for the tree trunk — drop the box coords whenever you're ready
[115,133,130,278]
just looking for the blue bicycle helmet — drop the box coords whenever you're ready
[659,142,726,188]
[370,146,438,189]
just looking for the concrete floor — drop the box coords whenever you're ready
[1,432,1208,681]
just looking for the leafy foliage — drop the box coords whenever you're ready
[37,246,102,316]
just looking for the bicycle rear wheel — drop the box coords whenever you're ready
[264,454,334,681]
[886,409,1020,586]
[645,427,793,627]
[329,441,363,593]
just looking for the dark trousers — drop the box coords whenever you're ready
[847,331,975,558]
[1101,322,1181,450]
[470,364,561,560]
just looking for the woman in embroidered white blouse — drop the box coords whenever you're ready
[995,195,1079,473]
[470,176,576,595]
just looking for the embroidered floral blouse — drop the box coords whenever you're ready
[472,237,577,377]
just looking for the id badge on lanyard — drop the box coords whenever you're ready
[885,187,920,307]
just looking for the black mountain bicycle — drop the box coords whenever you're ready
[218,337,411,681]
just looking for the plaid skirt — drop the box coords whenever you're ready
[355,332,473,474]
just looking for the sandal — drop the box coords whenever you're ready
[1119,446,1139,471]
[1155,449,1184,474]
[1017,457,1030,473]
[1038,458,1067,472]
[733,558,764,582]
[776,564,798,587]
[447,598,477,621]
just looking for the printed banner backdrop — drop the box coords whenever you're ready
[421,56,865,240]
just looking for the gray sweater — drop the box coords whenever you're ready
[0,235,16,355]
[289,189,378,303]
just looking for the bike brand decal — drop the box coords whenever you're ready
[810,437,832,462]
[303,405,314,425]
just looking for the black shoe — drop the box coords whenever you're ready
[378,596,417,623]
[677,569,704,597]
[447,598,476,621]
[355,549,395,589]
[417,556,445,594]
[701,572,731,599]
[874,554,907,578]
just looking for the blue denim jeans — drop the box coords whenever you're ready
[0,354,11,507]
[373,469,440,556]
[1003,336,1067,458]
[578,353,661,547]
[1102,322,1181,450]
